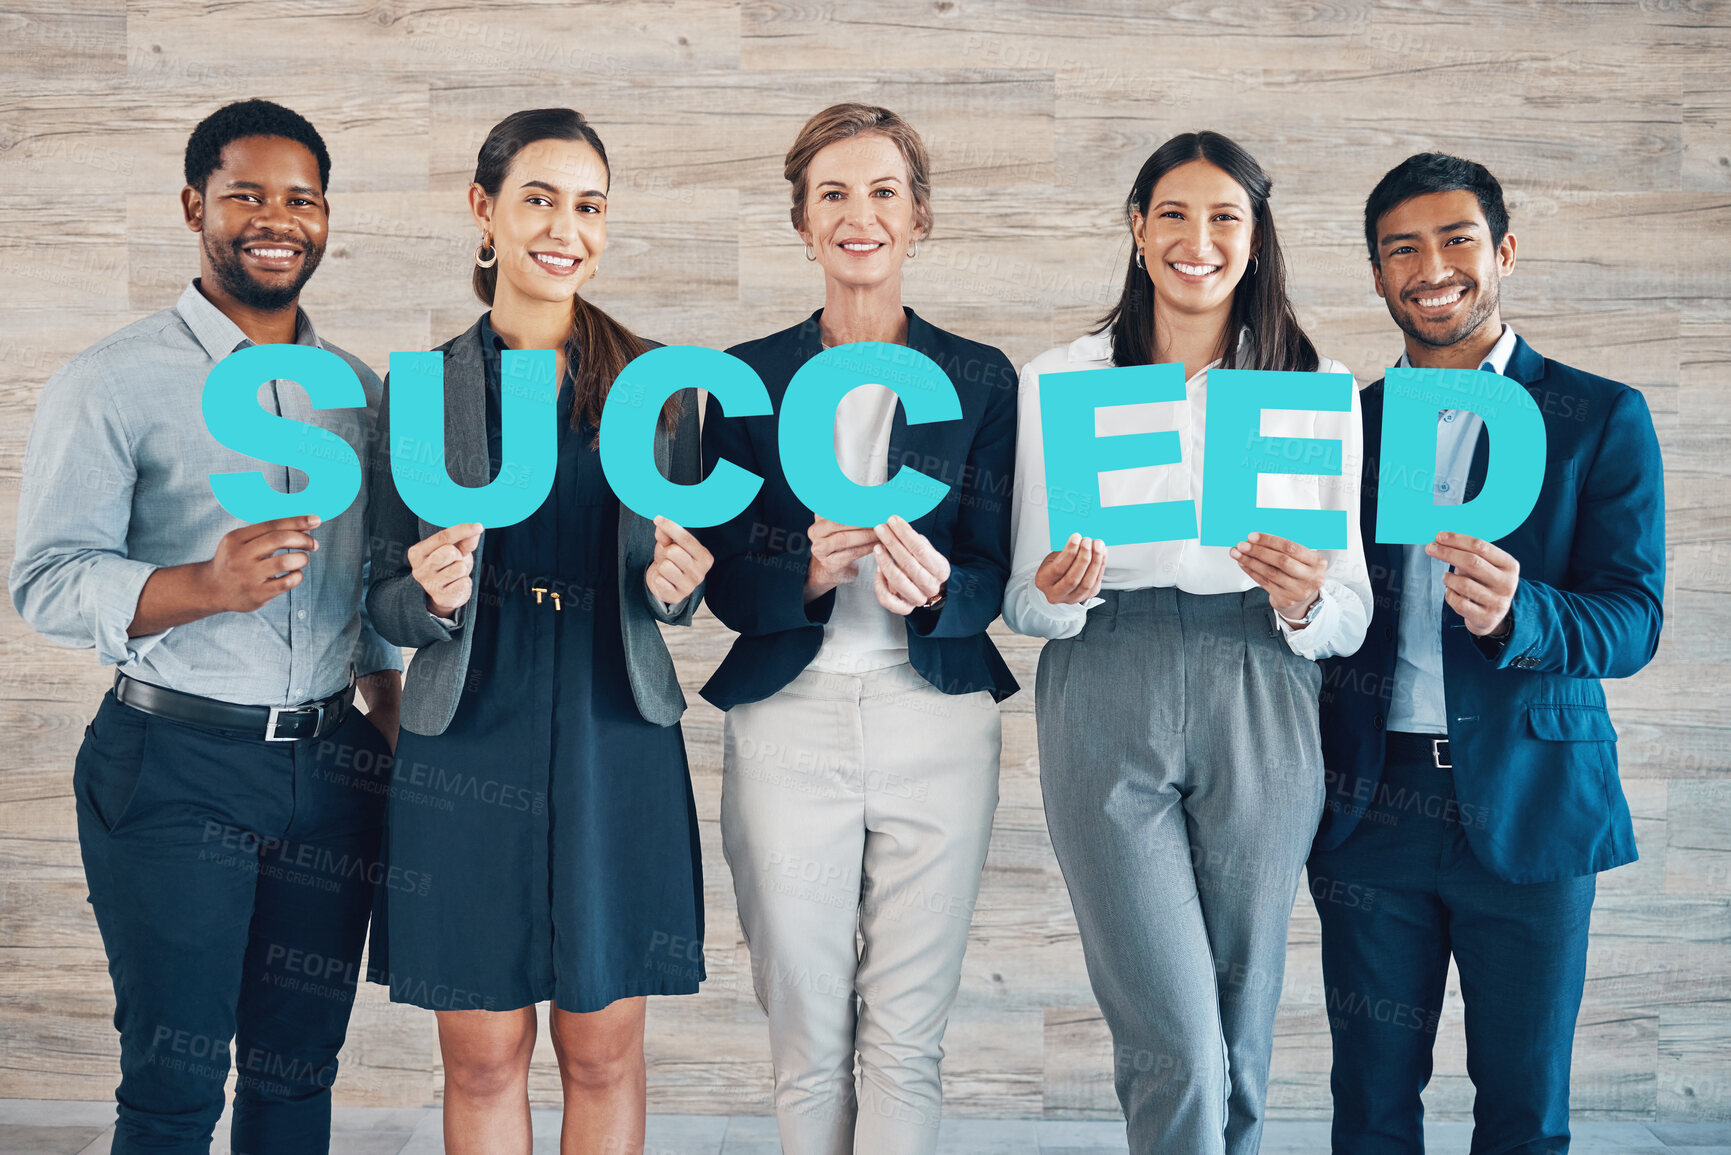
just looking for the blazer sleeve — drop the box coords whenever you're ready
[905,349,1018,640]
[364,368,462,651]
[1485,384,1665,678]
[640,387,704,626]
[697,387,826,637]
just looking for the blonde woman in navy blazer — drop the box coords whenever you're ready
[698,103,1017,1154]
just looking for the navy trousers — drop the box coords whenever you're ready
[74,689,390,1154]
[1307,749,1595,1155]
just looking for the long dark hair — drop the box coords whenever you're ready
[1096,131,1318,374]
[471,108,675,431]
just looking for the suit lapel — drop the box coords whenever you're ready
[1365,378,1407,599]
[1464,422,1492,502]
[1465,336,1545,502]
[891,309,961,532]
[445,320,490,489]
[413,317,490,544]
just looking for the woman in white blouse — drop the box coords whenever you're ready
[1004,131,1370,1155]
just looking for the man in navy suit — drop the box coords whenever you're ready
[1308,153,1666,1153]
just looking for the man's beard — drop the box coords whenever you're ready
[1393,275,1500,350]
[203,230,324,311]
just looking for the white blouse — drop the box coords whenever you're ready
[808,382,909,673]
[1002,328,1371,661]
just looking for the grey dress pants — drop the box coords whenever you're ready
[722,662,1002,1154]
[1037,587,1325,1155]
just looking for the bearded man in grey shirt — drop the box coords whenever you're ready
[9,100,403,1155]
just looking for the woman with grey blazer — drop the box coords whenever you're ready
[362,108,711,1155]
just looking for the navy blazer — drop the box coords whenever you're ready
[1315,336,1665,882]
[698,308,1020,710]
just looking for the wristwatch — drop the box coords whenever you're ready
[1279,596,1322,629]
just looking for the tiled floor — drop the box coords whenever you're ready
[1,1101,1726,1154]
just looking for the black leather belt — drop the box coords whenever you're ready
[114,672,355,742]
[1388,730,1451,769]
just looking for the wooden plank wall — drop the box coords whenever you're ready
[2,0,1727,1123]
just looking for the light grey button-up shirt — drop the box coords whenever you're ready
[9,280,402,707]
[1385,323,1517,734]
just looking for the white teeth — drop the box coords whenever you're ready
[1172,262,1220,276]
[249,248,295,258]
[841,242,881,251]
[535,254,576,267]
[1416,288,1464,307]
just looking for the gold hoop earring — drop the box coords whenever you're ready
[475,237,497,269]
[804,244,817,261]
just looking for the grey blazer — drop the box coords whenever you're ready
[365,316,701,736]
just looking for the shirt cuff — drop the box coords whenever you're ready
[93,558,169,667]
[1471,610,1516,662]
[640,578,687,621]
[1274,587,1339,661]
[1007,589,1093,639]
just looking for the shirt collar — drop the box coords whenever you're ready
[478,309,508,351]
[801,305,924,356]
[1076,324,1252,368]
[175,279,320,362]
[1394,322,1517,377]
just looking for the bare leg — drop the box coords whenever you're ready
[438,1005,538,1155]
[551,996,649,1155]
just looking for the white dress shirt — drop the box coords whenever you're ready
[1003,327,1371,661]
[1386,322,1517,733]
[808,382,910,673]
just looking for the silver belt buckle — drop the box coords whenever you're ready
[265,703,324,742]
[1432,738,1452,769]
[264,705,294,742]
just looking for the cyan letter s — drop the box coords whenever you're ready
[203,344,366,522]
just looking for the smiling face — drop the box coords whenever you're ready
[1372,188,1516,350]
[472,137,609,307]
[1132,159,1257,325]
[797,132,927,293]
[185,135,328,311]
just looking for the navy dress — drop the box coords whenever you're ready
[369,317,705,1014]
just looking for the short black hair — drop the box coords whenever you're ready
[1364,152,1508,266]
[184,99,331,192]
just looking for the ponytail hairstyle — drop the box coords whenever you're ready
[471,108,676,431]
[1096,130,1318,374]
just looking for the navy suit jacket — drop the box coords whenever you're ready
[1315,336,1665,882]
[698,308,1020,710]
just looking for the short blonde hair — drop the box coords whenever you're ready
[784,103,933,237]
